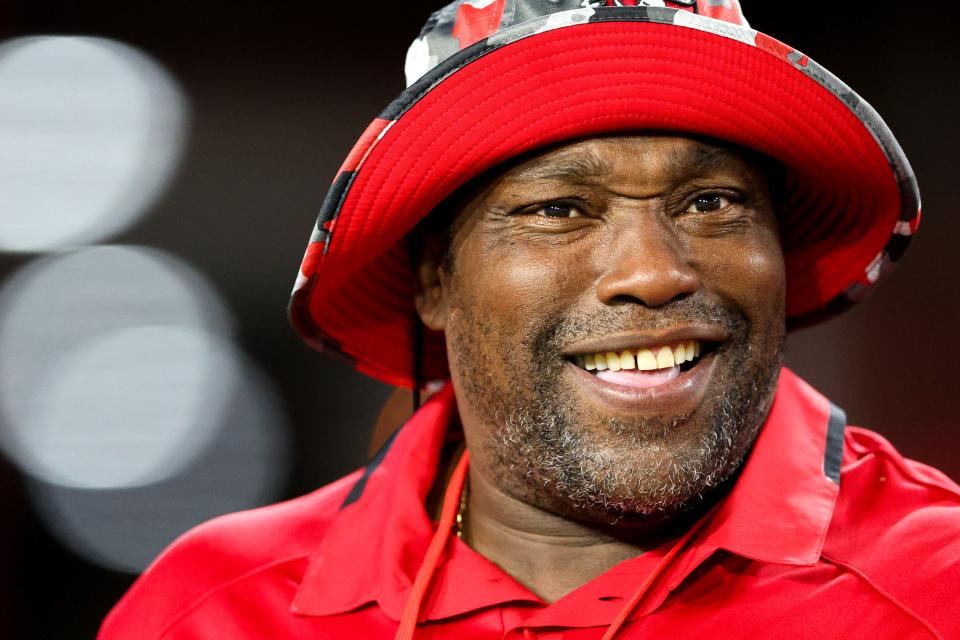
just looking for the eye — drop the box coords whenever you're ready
[536,203,583,218]
[687,194,731,214]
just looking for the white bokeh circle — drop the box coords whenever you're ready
[27,359,291,573]
[23,325,239,488]
[0,36,188,251]
[0,246,237,488]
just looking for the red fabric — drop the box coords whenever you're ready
[453,0,507,49]
[99,370,960,639]
[296,22,903,388]
[396,449,469,640]
[339,118,392,174]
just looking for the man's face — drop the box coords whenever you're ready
[417,135,786,525]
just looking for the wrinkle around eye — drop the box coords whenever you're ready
[675,207,756,237]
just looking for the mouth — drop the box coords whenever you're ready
[560,331,725,415]
[568,339,719,390]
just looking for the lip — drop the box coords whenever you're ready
[562,324,729,357]
[565,351,719,416]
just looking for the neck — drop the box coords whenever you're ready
[461,467,687,603]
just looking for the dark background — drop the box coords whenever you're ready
[1,2,957,638]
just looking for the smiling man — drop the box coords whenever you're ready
[100,2,960,639]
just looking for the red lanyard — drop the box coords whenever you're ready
[395,450,471,640]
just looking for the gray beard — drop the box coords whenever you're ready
[492,360,777,521]
[451,297,784,525]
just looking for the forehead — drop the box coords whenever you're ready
[497,134,766,187]
[426,133,777,243]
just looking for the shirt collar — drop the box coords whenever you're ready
[693,367,842,567]
[291,384,461,620]
[291,367,844,621]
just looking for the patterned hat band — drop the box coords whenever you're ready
[405,0,749,87]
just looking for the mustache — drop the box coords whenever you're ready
[529,297,750,358]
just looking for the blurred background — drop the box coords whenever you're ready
[0,1,956,637]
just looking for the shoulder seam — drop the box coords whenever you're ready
[151,552,311,640]
[844,431,960,501]
[821,552,944,640]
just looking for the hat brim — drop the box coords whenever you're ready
[291,7,919,388]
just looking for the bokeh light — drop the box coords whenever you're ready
[26,359,290,573]
[21,326,239,488]
[0,36,187,252]
[0,246,237,488]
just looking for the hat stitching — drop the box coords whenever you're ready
[355,32,829,257]
[350,38,877,278]
[785,56,918,225]
[324,12,910,264]
[333,27,883,266]
[330,30,890,268]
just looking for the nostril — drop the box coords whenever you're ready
[596,260,700,309]
[606,289,693,308]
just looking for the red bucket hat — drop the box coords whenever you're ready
[290,0,920,388]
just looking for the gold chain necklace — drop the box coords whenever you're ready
[455,475,469,539]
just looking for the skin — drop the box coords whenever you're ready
[415,134,786,603]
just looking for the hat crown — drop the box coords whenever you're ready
[405,0,748,87]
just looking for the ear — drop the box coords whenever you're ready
[413,234,449,332]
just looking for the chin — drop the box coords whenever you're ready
[483,342,780,522]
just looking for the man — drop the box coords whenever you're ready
[101,1,959,638]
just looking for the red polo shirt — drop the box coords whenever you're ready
[99,369,960,639]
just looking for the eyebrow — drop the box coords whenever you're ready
[664,144,746,176]
[510,151,613,184]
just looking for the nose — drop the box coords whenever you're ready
[595,218,701,308]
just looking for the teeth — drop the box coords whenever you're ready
[655,346,675,369]
[636,348,658,371]
[595,353,608,371]
[574,340,704,373]
[673,342,687,364]
[606,351,621,372]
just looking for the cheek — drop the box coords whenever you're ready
[450,238,580,334]
[741,247,786,296]
[698,234,786,322]
[443,239,580,433]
